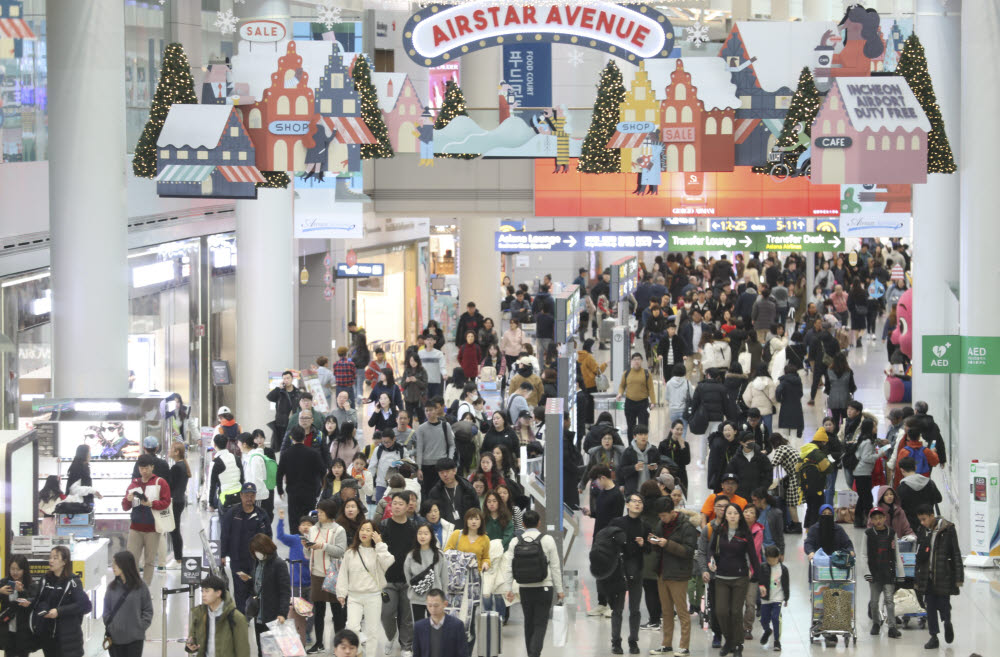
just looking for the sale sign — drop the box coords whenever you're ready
[403,1,675,67]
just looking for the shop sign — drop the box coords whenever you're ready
[495,231,669,252]
[617,121,656,134]
[667,231,843,252]
[839,214,911,238]
[815,136,852,148]
[663,126,696,142]
[240,20,286,43]
[336,263,385,278]
[403,1,675,67]
[503,43,552,109]
[922,335,1000,375]
[269,121,312,135]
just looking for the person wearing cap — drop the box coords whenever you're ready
[700,473,746,526]
[221,482,272,613]
[863,507,902,639]
[800,428,834,527]
[727,432,771,501]
[214,406,243,460]
[130,435,170,481]
[123,453,172,585]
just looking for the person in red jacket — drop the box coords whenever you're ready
[897,426,940,477]
[122,453,172,585]
[457,331,482,379]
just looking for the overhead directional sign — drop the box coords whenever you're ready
[668,231,843,252]
[336,263,385,277]
[495,231,669,252]
[709,218,808,232]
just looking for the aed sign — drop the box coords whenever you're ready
[922,335,1000,375]
[662,126,696,143]
[815,136,852,148]
[269,121,312,135]
[240,20,286,43]
[404,1,675,67]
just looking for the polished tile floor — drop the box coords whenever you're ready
[133,333,995,656]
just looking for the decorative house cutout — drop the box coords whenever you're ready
[156,105,265,199]
[373,72,425,153]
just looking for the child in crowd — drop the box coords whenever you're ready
[864,507,902,638]
[276,510,314,645]
[758,545,788,651]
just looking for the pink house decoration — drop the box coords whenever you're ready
[810,76,929,185]
[373,72,425,153]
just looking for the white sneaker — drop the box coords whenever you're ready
[604,607,613,618]
[587,605,608,616]
[401,651,413,657]
[383,639,395,656]
[165,559,182,570]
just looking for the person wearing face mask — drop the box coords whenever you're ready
[706,423,740,493]
[803,505,855,646]
[727,433,771,501]
[247,534,290,656]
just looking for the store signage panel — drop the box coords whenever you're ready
[839,213,911,237]
[403,1,675,67]
[240,20,286,43]
[609,255,638,303]
[667,231,843,252]
[709,218,808,233]
[269,121,312,135]
[336,263,385,277]
[502,42,552,109]
[495,231,670,252]
[815,136,852,149]
[617,121,656,134]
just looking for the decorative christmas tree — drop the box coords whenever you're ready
[434,80,477,160]
[352,54,393,159]
[897,34,956,174]
[776,67,822,150]
[257,172,290,190]
[577,61,626,174]
[132,43,198,179]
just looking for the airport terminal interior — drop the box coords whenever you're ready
[0,1,997,656]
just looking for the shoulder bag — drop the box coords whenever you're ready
[102,588,131,650]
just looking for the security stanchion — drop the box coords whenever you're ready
[161,584,197,657]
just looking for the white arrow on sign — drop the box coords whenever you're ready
[655,235,666,248]
[741,235,753,248]
[828,235,842,249]
[565,235,577,248]
[712,222,720,230]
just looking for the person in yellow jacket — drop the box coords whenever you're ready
[444,508,491,571]
[577,339,608,392]
[616,353,657,439]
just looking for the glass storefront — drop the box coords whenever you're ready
[0,232,238,429]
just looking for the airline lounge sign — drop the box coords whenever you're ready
[403,1,675,67]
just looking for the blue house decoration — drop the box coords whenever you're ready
[155,105,265,199]
[314,50,375,176]
[0,0,35,58]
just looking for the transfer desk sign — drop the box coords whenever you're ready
[403,1,675,67]
[667,231,843,252]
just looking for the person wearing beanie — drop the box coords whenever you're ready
[799,430,833,528]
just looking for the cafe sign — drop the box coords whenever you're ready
[403,1,675,67]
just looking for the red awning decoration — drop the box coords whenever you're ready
[217,166,266,184]
[733,118,761,145]
[0,19,35,39]
[323,117,376,145]
[606,131,648,149]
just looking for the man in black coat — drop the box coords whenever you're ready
[729,433,772,500]
[427,458,479,525]
[734,283,758,326]
[220,483,272,612]
[454,302,485,346]
[740,408,772,454]
[276,426,325,532]
[689,370,740,434]
[265,370,301,451]
[657,322,687,372]
[807,320,840,404]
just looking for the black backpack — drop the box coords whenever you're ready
[589,526,626,582]
[511,534,549,584]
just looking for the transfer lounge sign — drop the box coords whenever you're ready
[403,1,675,67]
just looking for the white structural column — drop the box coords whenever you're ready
[911,0,961,407]
[48,0,128,398]
[458,219,502,335]
[801,0,831,22]
[731,0,752,22]
[460,48,502,130]
[956,2,1000,527]
[167,0,203,88]
[236,188,296,431]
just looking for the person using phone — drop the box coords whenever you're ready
[0,554,38,657]
[186,574,249,657]
[122,454,172,586]
[34,546,92,657]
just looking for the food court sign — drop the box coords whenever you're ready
[403,1,675,67]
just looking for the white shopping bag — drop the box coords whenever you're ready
[552,604,567,648]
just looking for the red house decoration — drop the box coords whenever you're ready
[0,0,34,40]
[657,60,735,173]
[238,41,318,172]
[810,76,929,185]
[373,72,425,153]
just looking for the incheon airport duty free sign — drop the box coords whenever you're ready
[402,1,676,67]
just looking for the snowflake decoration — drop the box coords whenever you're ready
[567,48,585,68]
[158,0,166,5]
[685,22,709,48]
[215,9,237,35]
[317,3,343,31]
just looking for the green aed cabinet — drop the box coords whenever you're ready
[922,335,1000,375]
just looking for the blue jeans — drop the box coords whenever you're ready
[669,409,688,438]
[824,471,837,506]
[760,602,781,640]
[762,414,773,432]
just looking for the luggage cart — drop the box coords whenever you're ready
[810,562,857,645]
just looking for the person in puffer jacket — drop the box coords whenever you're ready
[742,364,778,431]
[617,427,661,496]
[662,363,694,430]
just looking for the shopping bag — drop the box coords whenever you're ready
[153,505,176,534]
[551,604,567,648]
[820,589,853,632]
[261,620,306,657]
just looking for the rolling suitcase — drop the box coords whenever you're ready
[475,610,502,657]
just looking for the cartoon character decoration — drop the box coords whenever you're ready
[632,134,663,195]
[498,80,518,123]
[201,62,232,105]
[813,4,885,90]
[885,287,913,403]
[416,106,435,166]
[539,106,570,173]
[890,287,912,359]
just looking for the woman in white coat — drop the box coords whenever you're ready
[336,519,395,642]
[766,324,789,381]
[699,330,732,373]
[742,363,778,431]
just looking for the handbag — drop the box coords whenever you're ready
[594,372,610,392]
[102,588,131,650]
[409,560,437,597]
[830,549,856,570]
[321,559,340,595]
[153,505,175,534]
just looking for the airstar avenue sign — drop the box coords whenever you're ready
[667,231,843,252]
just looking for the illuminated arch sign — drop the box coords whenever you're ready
[403,1,676,67]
